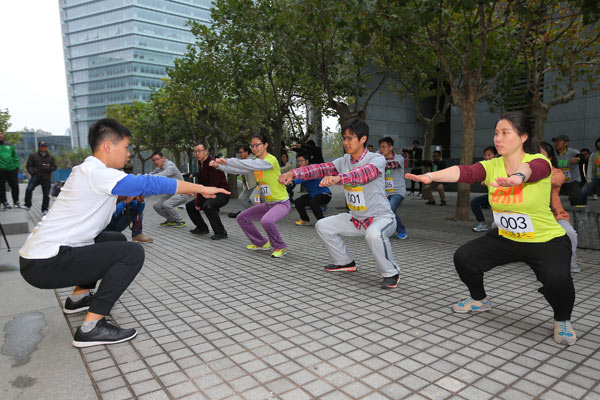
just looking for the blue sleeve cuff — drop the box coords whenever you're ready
[112,175,178,197]
[113,201,126,217]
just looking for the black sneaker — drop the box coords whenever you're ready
[72,318,137,348]
[324,261,357,272]
[1,202,11,210]
[440,201,447,206]
[210,232,228,240]
[63,293,93,314]
[190,227,209,235]
[381,274,400,289]
[228,212,240,218]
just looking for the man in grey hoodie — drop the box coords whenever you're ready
[149,152,190,227]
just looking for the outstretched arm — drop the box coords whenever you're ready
[211,158,273,174]
[278,162,338,185]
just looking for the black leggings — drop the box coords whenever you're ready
[295,193,331,221]
[453,230,574,321]
[20,232,144,315]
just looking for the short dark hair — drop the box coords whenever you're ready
[580,148,590,153]
[306,139,316,147]
[341,118,369,143]
[194,141,208,150]
[433,150,442,156]
[498,111,539,154]
[483,146,498,155]
[379,137,394,146]
[296,153,307,161]
[412,140,420,145]
[240,145,251,154]
[88,118,132,152]
[151,151,163,158]
[595,137,600,151]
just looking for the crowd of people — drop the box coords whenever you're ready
[14,113,595,349]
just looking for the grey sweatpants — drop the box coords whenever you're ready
[315,213,399,277]
[153,194,190,223]
[557,219,578,269]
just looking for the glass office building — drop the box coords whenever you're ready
[60,0,212,148]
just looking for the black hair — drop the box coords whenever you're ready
[580,148,590,153]
[498,111,539,154]
[433,150,442,156]
[595,137,600,151]
[251,133,269,146]
[194,141,208,150]
[240,145,251,154]
[279,153,289,166]
[540,141,558,168]
[306,139,316,147]
[88,118,132,152]
[412,140,420,145]
[378,137,394,146]
[151,151,163,158]
[483,146,498,155]
[341,118,369,143]
[296,153,307,161]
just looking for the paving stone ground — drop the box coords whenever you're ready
[35,185,600,399]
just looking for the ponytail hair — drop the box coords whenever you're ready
[498,111,540,154]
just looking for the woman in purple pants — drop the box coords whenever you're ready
[210,134,291,258]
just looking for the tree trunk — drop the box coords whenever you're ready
[455,88,477,220]
[530,100,549,141]
[173,151,182,171]
[423,124,436,161]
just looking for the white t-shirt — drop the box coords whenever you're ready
[19,156,127,259]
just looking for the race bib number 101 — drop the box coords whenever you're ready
[344,185,367,211]
[493,210,535,239]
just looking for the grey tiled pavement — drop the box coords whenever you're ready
[42,186,600,399]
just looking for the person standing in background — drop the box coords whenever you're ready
[24,141,57,214]
[0,129,22,210]
[553,135,582,206]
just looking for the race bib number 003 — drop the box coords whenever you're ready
[385,177,394,193]
[493,210,535,239]
[344,185,366,211]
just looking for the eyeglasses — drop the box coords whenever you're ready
[250,143,264,149]
[194,148,207,154]
[342,136,357,142]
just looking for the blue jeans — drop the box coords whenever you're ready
[105,201,145,236]
[25,174,51,211]
[580,177,600,205]
[470,194,490,222]
[388,194,406,234]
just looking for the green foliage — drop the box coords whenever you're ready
[55,147,92,169]
[0,108,10,132]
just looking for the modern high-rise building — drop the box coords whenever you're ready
[59,0,212,148]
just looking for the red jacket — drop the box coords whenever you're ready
[195,157,231,207]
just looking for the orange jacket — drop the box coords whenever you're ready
[551,167,569,222]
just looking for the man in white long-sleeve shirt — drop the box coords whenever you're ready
[149,152,191,227]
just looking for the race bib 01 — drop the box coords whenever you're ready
[385,176,394,193]
[344,185,367,211]
[259,184,272,200]
[493,209,535,239]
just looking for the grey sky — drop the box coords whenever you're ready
[0,1,69,135]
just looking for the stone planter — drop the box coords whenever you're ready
[572,210,600,250]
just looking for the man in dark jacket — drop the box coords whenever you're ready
[24,141,57,214]
[0,129,22,209]
[186,141,231,240]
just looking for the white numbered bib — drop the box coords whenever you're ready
[561,168,571,181]
[385,176,394,193]
[259,184,272,198]
[253,191,261,204]
[493,210,535,239]
[344,185,367,211]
